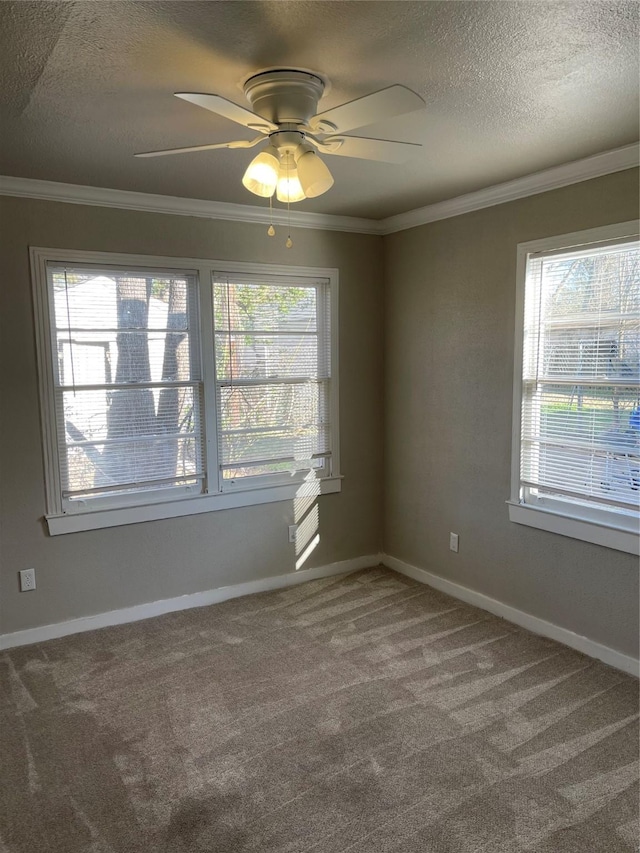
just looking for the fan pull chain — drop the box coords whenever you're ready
[267,194,275,237]
[285,156,293,248]
[286,199,292,249]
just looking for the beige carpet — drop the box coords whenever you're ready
[0,566,638,852]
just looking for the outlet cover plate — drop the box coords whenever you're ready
[19,568,36,591]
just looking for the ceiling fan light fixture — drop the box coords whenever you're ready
[276,160,306,203]
[242,146,279,197]
[296,148,334,198]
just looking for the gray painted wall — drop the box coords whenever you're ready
[383,169,639,658]
[1,171,638,657]
[0,197,384,633]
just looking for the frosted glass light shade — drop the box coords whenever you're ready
[297,150,334,198]
[242,148,279,197]
[276,164,305,203]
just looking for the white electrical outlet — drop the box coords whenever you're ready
[19,568,36,591]
[449,532,459,553]
[288,524,298,543]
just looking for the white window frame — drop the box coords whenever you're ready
[211,270,333,493]
[508,221,640,556]
[31,248,341,535]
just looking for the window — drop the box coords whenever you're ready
[212,273,332,487]
[31,249,340,534]
[509,222,640,555]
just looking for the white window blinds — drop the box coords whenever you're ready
[48,264,204,505]
[213,273,332,484]
[520,239,640,517]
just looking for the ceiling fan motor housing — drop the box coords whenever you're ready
[269,130,307,155]
[243,70,325,126]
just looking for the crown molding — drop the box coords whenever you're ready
[379,143,639,234]
[0,175,381,235]
[1,143,637,236]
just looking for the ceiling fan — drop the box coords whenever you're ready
[135,69,425,203]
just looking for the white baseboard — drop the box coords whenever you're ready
[382,554,639,678]
[3,551,636,679]
[0,554,382,652]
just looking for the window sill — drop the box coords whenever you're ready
[507,501,639,556]
[46,476,342,536]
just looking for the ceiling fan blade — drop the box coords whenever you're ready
[175,93,277,133]
[135,137,264,158]
[310,85,424,134]
[317,135,421,164]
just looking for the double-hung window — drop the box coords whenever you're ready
[509,222,639,554]
[212,272,333,487]
[31,249,340,534]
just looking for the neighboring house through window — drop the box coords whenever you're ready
[31,249,340,534]
[509,221,640,554]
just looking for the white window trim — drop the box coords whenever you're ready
[509,220,640,556]
[46,477,343,535]
[30,247,341,535]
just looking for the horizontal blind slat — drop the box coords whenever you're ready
[221,452,330,471]
[522,482,638,511]
[63,473,204,498]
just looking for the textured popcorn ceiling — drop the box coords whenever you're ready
[0,1,638,218]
